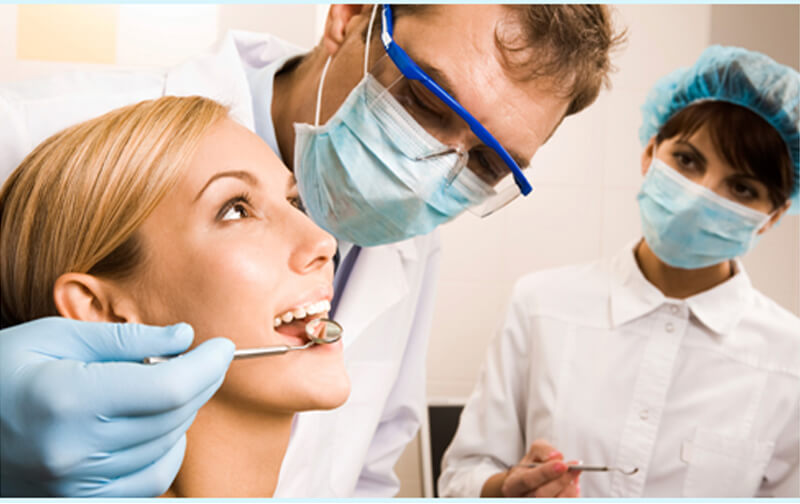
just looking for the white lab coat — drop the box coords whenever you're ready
[0,31,441,497]
[438,242,800,497]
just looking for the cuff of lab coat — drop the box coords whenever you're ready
[440,460,507,497]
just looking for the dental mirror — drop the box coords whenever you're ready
[143,318,343,364]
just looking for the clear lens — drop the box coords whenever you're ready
[366,54,531,217]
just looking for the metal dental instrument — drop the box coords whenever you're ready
[143,318,343,364]
[521,463,639,475]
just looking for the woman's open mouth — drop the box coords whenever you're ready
[273,299,331,344]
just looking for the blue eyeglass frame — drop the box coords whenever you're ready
[379,4,533,196]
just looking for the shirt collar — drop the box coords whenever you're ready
[610,241,666,328]
[684,260,754,335]
[610,240,754,335]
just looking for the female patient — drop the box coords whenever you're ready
[439,46,799,497]
[0,96,350,497]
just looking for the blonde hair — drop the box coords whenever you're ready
[0,96,229,327]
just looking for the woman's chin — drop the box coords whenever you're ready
[303,373,352,411]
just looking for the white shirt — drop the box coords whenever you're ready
[438,241,800,498]
[1,31,442,497]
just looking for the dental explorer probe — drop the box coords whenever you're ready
[143,318,343,364]
[520,463,639,475]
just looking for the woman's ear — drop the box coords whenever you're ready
[757,200,792,236]
[641,137,656,176]
[321,5,371,57]
[53,273,141,323]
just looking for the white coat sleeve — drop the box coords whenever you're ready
[437,281,532,497]
[0,70,165,184]
[351,235,442,497]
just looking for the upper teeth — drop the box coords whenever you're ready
[274,299,331,327]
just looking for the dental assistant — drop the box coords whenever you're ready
[438,46,800,498]
[0,5,620,497]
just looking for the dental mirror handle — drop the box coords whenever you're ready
[232,342,313,360]
[143,342,314,364]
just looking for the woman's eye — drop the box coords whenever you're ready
[729,180,758,201]
[218,196,251,221]
[673,152,697,171]
[288,195,305,212]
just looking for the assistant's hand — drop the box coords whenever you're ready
[483,439,580,497]
[0,317,234,497]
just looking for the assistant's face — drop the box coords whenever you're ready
[644,125,776,215]
[317,5,571,177]
[130,119,349,412]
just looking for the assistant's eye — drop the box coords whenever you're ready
[729,179,759,201]
[217,194,252,221]
[673,152,699,172]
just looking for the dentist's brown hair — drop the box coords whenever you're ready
[0,96,229,327]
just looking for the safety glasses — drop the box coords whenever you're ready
[378,4,534,217]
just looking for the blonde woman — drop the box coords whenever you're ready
[0,96,350,497]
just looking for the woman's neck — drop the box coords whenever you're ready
[634,239,733,299]
[163,397,294,497]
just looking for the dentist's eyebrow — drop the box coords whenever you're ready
[194,170,258,202]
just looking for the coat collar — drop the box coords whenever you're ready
[609,240,754,336]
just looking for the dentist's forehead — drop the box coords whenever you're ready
[392,5,569,160]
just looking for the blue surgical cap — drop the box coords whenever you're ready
[640,45,800,214]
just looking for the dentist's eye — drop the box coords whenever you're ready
[217,194,252,221]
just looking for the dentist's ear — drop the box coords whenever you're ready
[322,5,372,57]
[53,273,141,323]
[641,137,656,176]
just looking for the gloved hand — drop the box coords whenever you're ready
[0,317,234,497]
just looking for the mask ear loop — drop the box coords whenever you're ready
[364,4,379,78]
[315,5,379,127]
[314,56,332,127]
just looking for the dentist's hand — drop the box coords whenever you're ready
[482,439,581,497]
[0,317,234,497]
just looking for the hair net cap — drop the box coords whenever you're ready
[639,45,800,214]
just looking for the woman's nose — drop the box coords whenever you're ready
[289,211,337,274]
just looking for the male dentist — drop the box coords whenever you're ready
[0,5,621,497]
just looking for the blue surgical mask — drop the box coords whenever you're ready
[637,156,772,269]
[293,52,493,247]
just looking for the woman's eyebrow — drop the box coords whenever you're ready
[674,139,707,164]
[194,170,258,202]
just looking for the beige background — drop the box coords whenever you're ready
[1,4,797,497]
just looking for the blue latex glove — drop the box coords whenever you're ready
[0,317,234,497]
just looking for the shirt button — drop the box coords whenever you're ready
[665,322,674,333]
[670,305,679,314]
[639,409,649,420]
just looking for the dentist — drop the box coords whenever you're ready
[0,5,622,497]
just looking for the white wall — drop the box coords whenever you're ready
[0,4,321,81]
